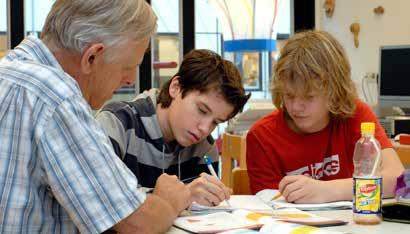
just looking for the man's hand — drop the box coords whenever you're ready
[114,174,191,233]
[278,175,330,203]
[186,173,232,206]
[153,173,191,213]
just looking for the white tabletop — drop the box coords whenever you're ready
[309,209,410,234]
[166,208,410,234]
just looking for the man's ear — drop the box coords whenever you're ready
[169,76,181,98]
[80,43,105,74]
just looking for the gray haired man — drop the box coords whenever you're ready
[0,0,190,233]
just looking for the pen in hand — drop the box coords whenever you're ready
[204,155,231,207]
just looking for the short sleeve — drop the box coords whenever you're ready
[246,128,283,194]
[353,101,392,149]
[37,96,144,233]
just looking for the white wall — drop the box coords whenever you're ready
[315,0,410,103]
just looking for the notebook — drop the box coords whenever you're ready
[256,189,352,211]
[190,190,352,213]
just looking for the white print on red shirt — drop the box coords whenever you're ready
[286,154,340,179]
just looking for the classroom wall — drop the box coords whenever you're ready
[315,0,410,105]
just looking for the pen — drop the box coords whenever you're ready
[144,176,198,194]
[204,155,218,178]
[181,176,199,184]
[204,155,231,207]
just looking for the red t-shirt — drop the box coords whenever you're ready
[246,100,392,194]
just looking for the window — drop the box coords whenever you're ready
[152,33,179,88]
[195,0,223,53]
[151,0,181,89]
[0,0,8,58]
[24,0,55,37]
[194,0,292,99]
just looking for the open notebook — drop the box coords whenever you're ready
[190,195,273,212]
[256,189,352,211]
[190,189,352,212]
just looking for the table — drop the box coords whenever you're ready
[309,209,410,234]
[166,205,410,233]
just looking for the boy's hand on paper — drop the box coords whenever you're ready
[187,172,232,206]
[153,173,191,213]
[278,175,329,203]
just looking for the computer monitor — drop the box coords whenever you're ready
[378,45,410,110]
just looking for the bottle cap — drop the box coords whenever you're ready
[361,122,375,134]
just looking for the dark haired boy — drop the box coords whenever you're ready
[96,49,250,206]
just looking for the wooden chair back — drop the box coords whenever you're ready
[221,133,250,194]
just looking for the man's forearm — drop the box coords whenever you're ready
[114,194,178,233]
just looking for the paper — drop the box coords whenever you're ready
[259,221,348,234]
[173,211,263,233]
[174,209,347,234]
[256,189,352,211]
[190,195,274,212]
[232,208,347,227]
[218,229,259,234]
[190,192,352,212]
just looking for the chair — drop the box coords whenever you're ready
[220,133,251,194]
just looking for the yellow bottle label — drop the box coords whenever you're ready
[353,177,382,214]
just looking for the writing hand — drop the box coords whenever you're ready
[278,175,328,204]
[187,172,232,206]
[153,173,191,213]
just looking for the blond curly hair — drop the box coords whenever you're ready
[271,30,357,118]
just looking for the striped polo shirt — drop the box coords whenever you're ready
[96,89,219,188]
[0,36,145,233]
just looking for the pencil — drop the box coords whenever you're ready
[271,192,282,201]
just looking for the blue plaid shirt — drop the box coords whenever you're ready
[0,37,145,233]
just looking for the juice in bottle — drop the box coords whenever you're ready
[352,122,382,224]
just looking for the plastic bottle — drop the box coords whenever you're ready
[352,122,382,224]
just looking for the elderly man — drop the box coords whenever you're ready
[0,0,191,233]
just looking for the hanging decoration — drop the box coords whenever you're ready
[324,0,336,18]
[373,6,385,15]
[209,0,284,52]
[350,22,360,48]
